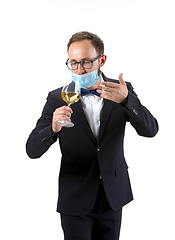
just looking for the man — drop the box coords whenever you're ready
[26,31,158,240]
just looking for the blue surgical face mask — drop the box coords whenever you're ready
[71,70,101,88]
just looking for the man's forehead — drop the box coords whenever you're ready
[68,40,97,61]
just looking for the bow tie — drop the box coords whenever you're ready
[81,88,101,97]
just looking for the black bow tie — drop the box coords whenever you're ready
[81,88,101,97]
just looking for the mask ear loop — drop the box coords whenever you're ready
[98,55,105,88]
[97,55,102,79]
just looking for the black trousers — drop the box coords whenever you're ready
[60,180,122,240]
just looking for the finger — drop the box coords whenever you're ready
[100,81,119,88]
[54,107,73,116]
[67,106,73,114]
[100,91,115,101]
[55,112,72,120]
[55,106,73,114]
[118,73,125,85]
[97,86,114,94]
[57,115,71,122]
[53,115,71,127]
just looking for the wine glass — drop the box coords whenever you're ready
[58,76,81,127]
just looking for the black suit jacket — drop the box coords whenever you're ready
[26,73,158,216]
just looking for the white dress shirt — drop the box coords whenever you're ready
[80,78,104,139]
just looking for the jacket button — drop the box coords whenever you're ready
[41,137,47,142]
[131,107,138,115]
[97,147,101,152]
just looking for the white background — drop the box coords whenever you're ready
[0,0,174,239]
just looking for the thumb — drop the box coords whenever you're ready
[118,73,125,85]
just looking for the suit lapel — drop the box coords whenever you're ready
[97,73,115,143]
[98,99,113,143]
[72,100,97,143]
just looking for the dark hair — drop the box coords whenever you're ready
[67,31,104,55]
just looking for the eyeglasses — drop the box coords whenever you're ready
[66,55,102,70]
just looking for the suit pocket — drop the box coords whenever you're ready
[115,161,128,177]
[60,171,84,182]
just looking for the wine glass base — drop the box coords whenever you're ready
[58,120,74,127]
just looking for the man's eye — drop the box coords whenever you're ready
[71,62,77,66]
[82,61,91,66]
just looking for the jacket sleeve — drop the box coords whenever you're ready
[26,92,58,159]
[124,82,159,137]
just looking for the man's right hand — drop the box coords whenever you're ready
[52,106,73,134]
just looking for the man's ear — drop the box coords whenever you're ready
[100,55,107,67]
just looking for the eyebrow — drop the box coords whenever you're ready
[69,57,93,62]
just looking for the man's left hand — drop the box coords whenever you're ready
[97,73,128,104]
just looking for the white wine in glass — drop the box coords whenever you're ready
[58,77,80,127]
[62,92,80,106]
